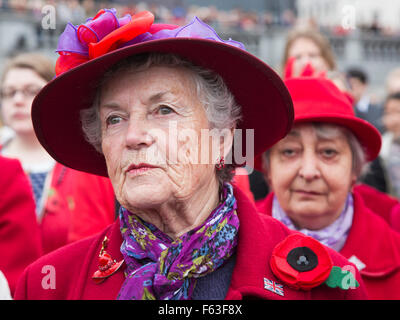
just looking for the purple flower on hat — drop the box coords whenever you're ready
[55,8,245,76]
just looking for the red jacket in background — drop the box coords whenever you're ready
[256,189,400,299]
[353,183,400,233]
[0,156,42,295]
[15,187,367,300]
[40,163,116,253]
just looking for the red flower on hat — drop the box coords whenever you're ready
[270,233,333,290]
[55,9,154,76]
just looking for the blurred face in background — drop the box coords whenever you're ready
[383,98,400,137]
[288,37,330,77]
[1,68,46,136]
[347,77,366,104]
[266,123,356,230]
[387,78,400,95]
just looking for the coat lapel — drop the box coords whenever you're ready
[77,220,125,299]
[340,191,400,278]
[226,187,309,300]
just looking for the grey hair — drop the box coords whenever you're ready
[80,53,242,183]
[262,123,368,179]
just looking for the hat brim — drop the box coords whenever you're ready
[254,114,382,172]
[32,38,293,176]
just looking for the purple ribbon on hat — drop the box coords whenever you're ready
[56,8,132,56]
[56,8,246,74]
[120,16,246,50]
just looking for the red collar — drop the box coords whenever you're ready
[257,191,400,278]
[340,190,400,278]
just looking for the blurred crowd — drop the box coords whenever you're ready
[0,0,297,33]
[2,0,396,36]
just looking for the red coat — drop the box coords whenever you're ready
[232,168,255,204]
[14,187,367,300]
[353,184,400,233]
[256,189,400,299]
[40,163,115,253]
[0,156,42,295]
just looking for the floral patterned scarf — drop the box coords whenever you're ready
[117,183,239,300]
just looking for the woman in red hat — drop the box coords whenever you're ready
[256,76,400,299]
[15,9,367,300]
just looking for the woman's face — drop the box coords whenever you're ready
[1,68,47,135]
[383,98,400,137]
[266,124,356,230]
[288,37,330,77]
[100,66,224,212]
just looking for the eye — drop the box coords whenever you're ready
[156,105,174,116]
[320,148,338,158]
[105,114,123,126]
[281,148,297,157]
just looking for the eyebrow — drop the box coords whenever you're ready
[99,101,120,111]
[288,130,300,137]
[148,91,171,104]
[100,90,176,109]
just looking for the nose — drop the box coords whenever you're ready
[11,91,27,106]
[298,151,321,181]
[125,116,155,150]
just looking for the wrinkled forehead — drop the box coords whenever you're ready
[105,64,194,88]
[97,65,198,107]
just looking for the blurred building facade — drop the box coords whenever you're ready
[1,0,400,99]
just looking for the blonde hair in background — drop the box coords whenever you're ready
[385,67,400,95]
[1,52,55,87]
[282,27,337,74]
[0,52,55,128]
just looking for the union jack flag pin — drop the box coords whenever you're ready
[264,278,284,296]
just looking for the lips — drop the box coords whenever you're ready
[126,163,157,175]
[293,189,323,196]
[12,112,30,119]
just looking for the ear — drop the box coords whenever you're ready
[261,152,273,189]
[218,127,235,160]
[349,172,357,190]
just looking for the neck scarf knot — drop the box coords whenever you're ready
[117,183,239,300]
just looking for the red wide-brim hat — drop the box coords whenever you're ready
[31,9,293,177]
[254,77,382,171]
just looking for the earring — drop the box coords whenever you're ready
[215,156,225,170]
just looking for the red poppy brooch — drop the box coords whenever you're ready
[270,233,359,291]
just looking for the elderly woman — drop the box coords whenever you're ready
[15,9,366,300]
[256,77,400,299]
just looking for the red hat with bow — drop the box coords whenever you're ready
[254,62,381,171]
[31,9,293,176]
